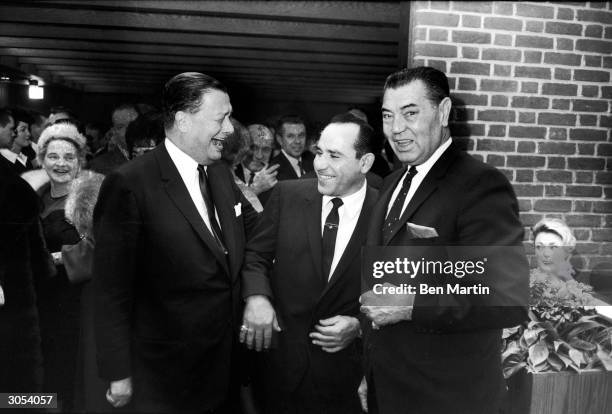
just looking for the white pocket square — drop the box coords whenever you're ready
[406,222,438,238]
[234,202,242,217]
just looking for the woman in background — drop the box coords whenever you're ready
[531,217,607,305]
[35,122,88,411]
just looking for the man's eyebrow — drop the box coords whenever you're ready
[382,103,418,112]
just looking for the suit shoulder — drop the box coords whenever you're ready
[277,178,317,196]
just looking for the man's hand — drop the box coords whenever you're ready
[106,377,132,408]
[309,315,360,353]
[358,376,368,412]
[360,283,414,328]
[250,164,279,194]
[240,295,281,351]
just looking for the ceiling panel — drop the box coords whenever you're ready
[0,1,402,105]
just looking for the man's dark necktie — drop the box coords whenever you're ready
[197,165,227,254]
[297,159,304,177]
[322,197,343,280]
[382,166,417,244]
[247,171,255,186]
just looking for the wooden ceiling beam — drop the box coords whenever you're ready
[0,36,397,66]
[1,47,393,72]
[0,23,396,56]
[37,65,383,83]
[20,57,389,76]
[36,1,400,25]
[0,4,397,42]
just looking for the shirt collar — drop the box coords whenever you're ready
[0,148,18,163]
[409,137,452,177]
[165,138,201,173]
[322,179,367,220]
[281,149,301,166]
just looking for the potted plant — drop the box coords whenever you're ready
[502,270,612,414]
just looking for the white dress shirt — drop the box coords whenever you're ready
[165,138,219,235]
[386,138,453,218]
[281,149,303,177]
[321,180,367,280]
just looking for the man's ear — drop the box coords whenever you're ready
[438,97,452,128]
[175,111,190,133]
[359,153,375,174]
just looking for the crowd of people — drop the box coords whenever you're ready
[0,66,606,414]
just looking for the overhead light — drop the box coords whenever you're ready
[0,76,9,82]
[28,79,44,100]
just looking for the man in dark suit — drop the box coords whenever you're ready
[270,114,314,181]
[359,67,529,414]
[240,113,378,413]
[0,107,53,392]
[93,72,258,413]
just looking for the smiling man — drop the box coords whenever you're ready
[359,67,528,414]
[240,113,378,413]
[93,72,259,413]
[270,114,314,180]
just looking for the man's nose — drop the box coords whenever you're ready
[391,114,407,134]
[222,117,234,135]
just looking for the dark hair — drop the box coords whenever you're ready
[0,107,13,127]
[276,114,306,137]
[113,103,139,116]
[328,112,379,158]
[11,107,34,127]
[125,112,165,157]
[384,66,450,105]
[162,72,227,130]
[29,110,46,127]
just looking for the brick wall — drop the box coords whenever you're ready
[410,1,612,279]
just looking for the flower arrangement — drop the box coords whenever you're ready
[502,269,612,378]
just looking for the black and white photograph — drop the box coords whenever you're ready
[0,1,611,413]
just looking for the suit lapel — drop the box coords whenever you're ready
[320,186,377,299]
[305,188,324,284]
[208,164,237,278]
[279,152,298,180]
[384,142,461,245]
[370,170,403,246]
[155,146,230,275]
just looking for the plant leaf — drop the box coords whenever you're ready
[529,340,549,366]
[568,348,586,367]
[596,345,612,371]
[547,353,565,371]
[570,338,597,352]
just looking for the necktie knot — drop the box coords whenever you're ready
[331,197,343,210]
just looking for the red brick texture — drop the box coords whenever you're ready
[411,1,612,275]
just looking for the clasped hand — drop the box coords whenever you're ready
[359,283,414,328]
[106,377,132,408]
[240,295,281,351]
[309,315,360,353]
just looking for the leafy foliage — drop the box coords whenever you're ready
[502,270,612,378]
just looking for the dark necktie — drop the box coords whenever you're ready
[247,171,255,186]
[197,165,227,254]
[297,159,304,177]
[382,166,418,244]
[322,197,343,280]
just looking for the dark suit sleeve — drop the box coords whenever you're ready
[411,169,529,332]
[93,171,142,381]
[241,185,282,299]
